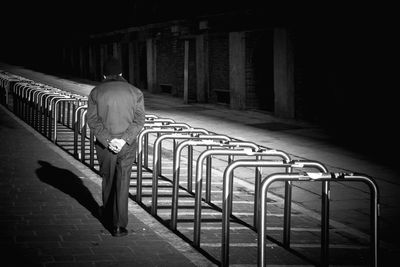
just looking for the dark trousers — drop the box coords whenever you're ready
[95,141,136,228]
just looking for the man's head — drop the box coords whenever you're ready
[103,57,122,77]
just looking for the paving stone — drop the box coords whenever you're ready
[0,105,207,267]
[1,66,399,266]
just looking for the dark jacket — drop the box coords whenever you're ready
[86,76,145,147]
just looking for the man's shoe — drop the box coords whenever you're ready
[112,227,128,237]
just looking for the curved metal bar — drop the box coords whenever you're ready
[81,109,88,132]
[48,95,71,140]
[141,123,192,168]
[43,93,63,137]
[26,86,43,125]
[145,114,158,119]
[31,88,44,129]
[150,131,214,215]
[36,90,52,131]
[19,84,35,121]
[136,127,207,202]
[144,122,191,129]
[145,118,175,124]
[73,105,88,158]
[170,137,234,213]
[53,97,77,142]
[170,140,260,230]
[258,172,379,267]
[23,84,40,121]
[80,109,88,163]
[13,82,26,116]
[193,151,291,247]
[221,160,328,266]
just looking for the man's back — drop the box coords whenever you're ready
[91,79,143,137]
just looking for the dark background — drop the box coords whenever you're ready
[1,1,398,162]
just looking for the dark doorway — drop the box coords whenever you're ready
[188,39,197,102]
[138,41,148,90]
[94,45,102,81]
[253,30,274,111]
[121,43,129,78]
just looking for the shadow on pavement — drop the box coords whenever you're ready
[35,160,106,225]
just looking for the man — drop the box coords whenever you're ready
[86,57,145,237]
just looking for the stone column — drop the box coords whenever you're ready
[273,27,295,118]
[229,31,246,109]
[112,42,118,58]
[146,38,157,92]
[100,44,106,78]
[88,45,94,80]
[196,34,208,102]
[128,41,135,85]
[79,46,84,77]
[183,40,189,104]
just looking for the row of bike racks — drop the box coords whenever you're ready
[0,70,380,267]
[0,71,32,105]
[0,72,88,143]
[122,113,380,267]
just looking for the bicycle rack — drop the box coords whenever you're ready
[192,149,292,247]
[31,86,45,129]
[152,130,211,178]
[258,172,379,267]
[14,82,30,120]
[136,127,208,203]
[139,123,191,168]
[0,73,32,107]
[151,132,237,215]
[12,81,29,116]
[0,73,21,105]
[220,159,328,266]
[36,89,56,132]
[42,93,63,137]
[170,139,260,230]
[24,85,43,126]
[73,105,88,159]
[80,109,89,164]
[52,96,81,142]
[21,83,41,122]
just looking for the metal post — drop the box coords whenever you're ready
[89,130,95,168]
[73,105,87,159]
[193,151,291,248]
[172,138,261,231]
[222,161,327,266]
[80,110,88,163]
[135,125,197,203]
[321,180,330,266]
[53,98,75,142]
[150,131,211,216]
[170,141,259,230]
[258,172,379,267]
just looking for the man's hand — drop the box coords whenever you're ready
[108,138,126,153]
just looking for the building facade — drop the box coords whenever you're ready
[61,17,305,120]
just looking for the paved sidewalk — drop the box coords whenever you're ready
[1,63,399,266]
[0,104,214,267]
